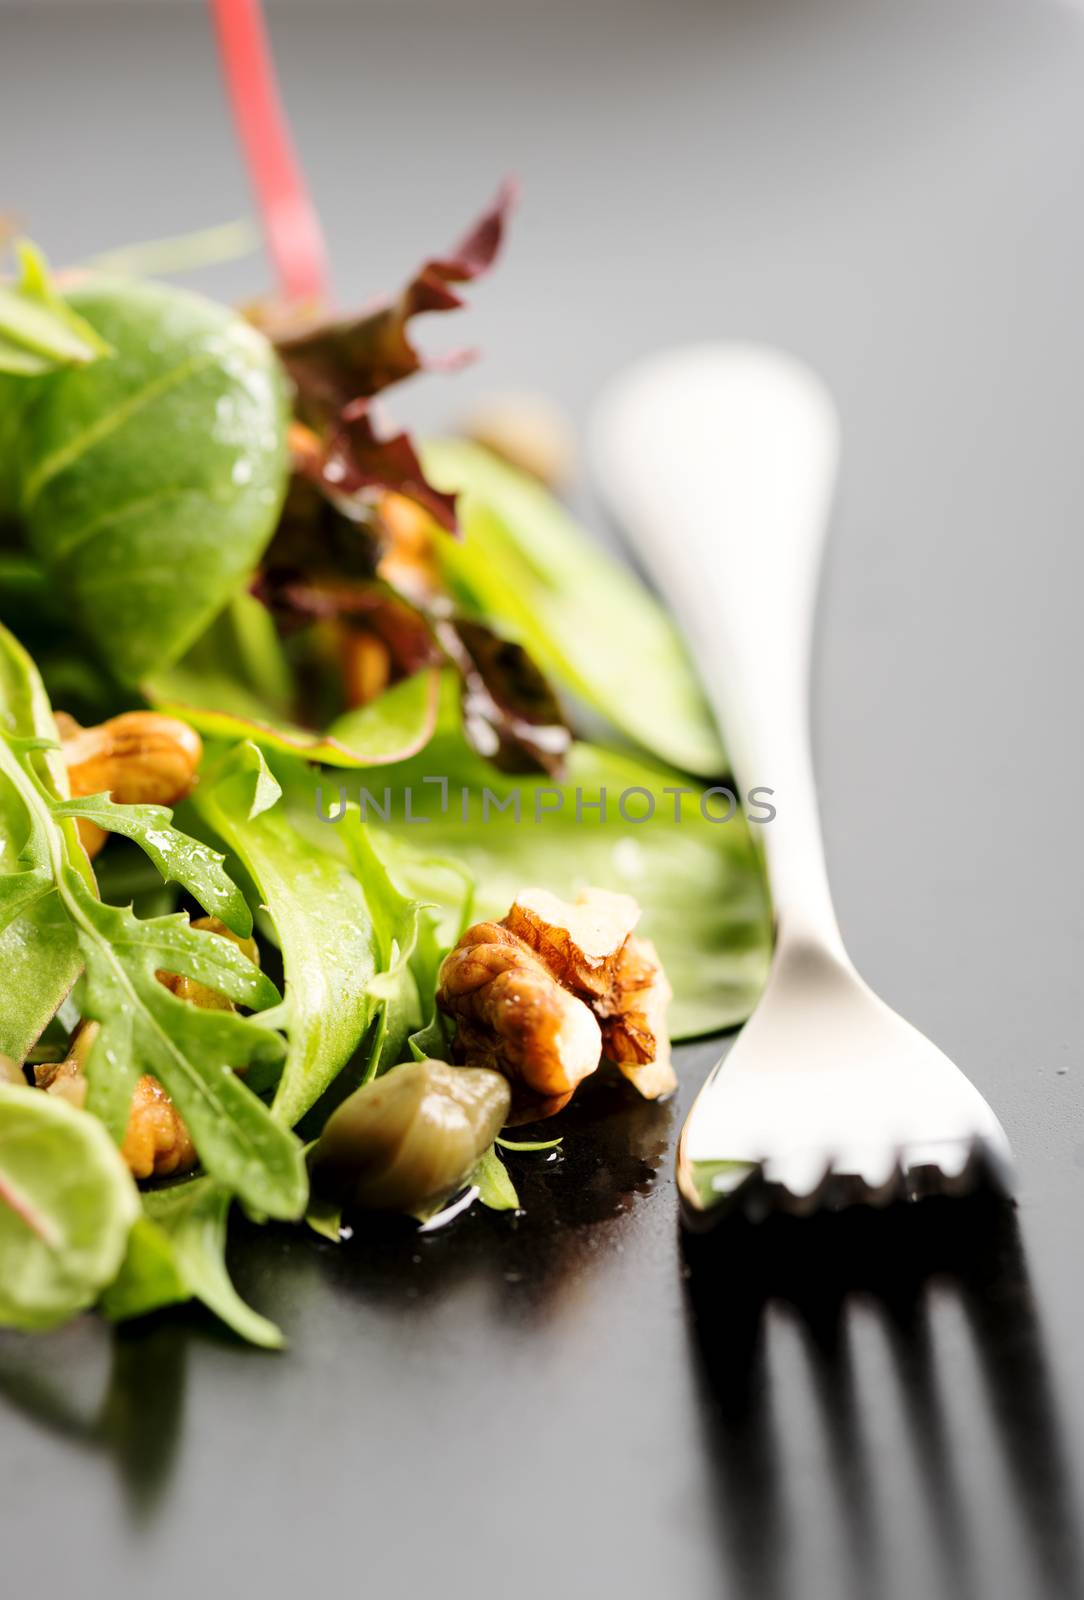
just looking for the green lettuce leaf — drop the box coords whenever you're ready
[421,440,725,777]
[309,682,771,1039]
[0,1081,140,1331]
[152,663,441,769]
[0,275,289,683]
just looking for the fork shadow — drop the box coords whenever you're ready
[683,1196,1082,1600]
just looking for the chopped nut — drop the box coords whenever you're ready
[464,392,576,490]
[438,885,674,1117]
[312,1057,511,1214]
[57,709,203,859]
[437,920,603,1122]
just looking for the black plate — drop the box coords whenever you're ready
[4,2,1084,1596]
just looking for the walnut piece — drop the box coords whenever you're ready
[376,492,442,606]
[57,709,203,860]
[503,886,640,1000]
[341,628,392,708]
[35,1029,196,1180]
[593,935,676,1100]
[121,1073,198,1180]
[437,885,675,1120]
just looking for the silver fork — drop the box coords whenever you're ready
[590,343,1014,1224]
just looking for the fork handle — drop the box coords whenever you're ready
[590,343,845,954]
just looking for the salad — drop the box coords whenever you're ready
[0,195,772,1346]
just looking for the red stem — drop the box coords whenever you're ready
[207,0,330,306]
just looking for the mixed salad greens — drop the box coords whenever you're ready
[0,197,772,1346]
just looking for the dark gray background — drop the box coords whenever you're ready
[2,2,1083,1597]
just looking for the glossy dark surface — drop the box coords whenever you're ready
[3,2,1084,1597]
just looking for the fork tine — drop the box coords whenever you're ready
[689,1132,1014,1225]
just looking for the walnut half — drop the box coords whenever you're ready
[437,885,675,1120]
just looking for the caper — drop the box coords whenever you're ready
[311,1058,511,1214]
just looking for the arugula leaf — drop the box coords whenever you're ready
[421,440,726,777]
[103,1176,283,1348]
[194,743,385,1131]
[0,626,306,1218]
[0,1081,139,1330]
[0,274,289,683]
[468,1145,520,1212]
[53,793,252,936]
[0,240,111,377]
[74,896,292,1184]
[271,768,468,1076]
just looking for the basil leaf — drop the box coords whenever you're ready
[103,1177,283,1349]
[195,743,384,1131]
[0,1081,140,1330]
[421,440,726,776]
[1,275,288,683]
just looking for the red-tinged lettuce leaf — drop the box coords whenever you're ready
[436,617,570,776]
[273,180,515,414]
[270,182,515,533]
[253,566,570,776]
[307,407,458,532]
